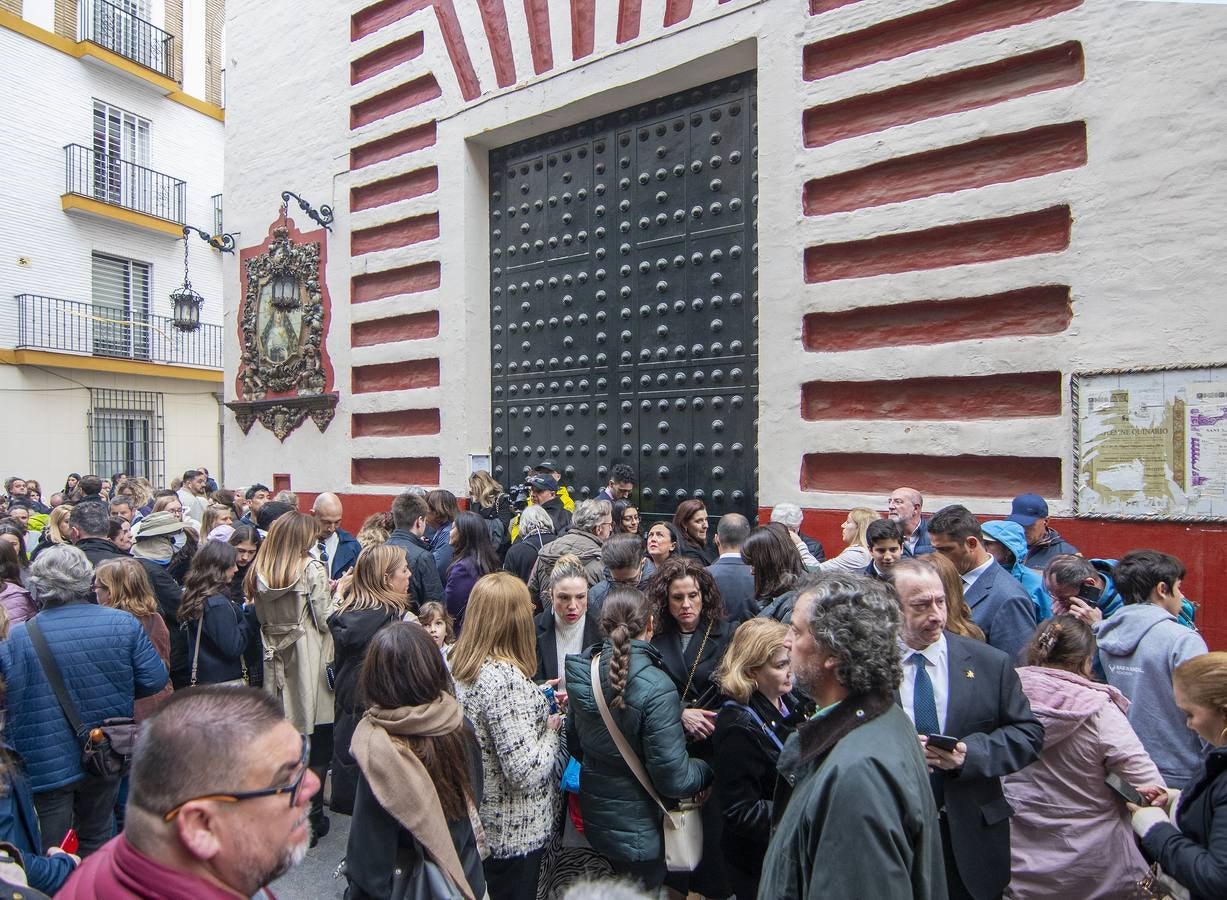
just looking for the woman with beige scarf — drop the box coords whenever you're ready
[345,621,486,900]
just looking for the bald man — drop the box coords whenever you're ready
[887,487,934,557]
[311,492,361,578]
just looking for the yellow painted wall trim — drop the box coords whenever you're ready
[62,194,186,238]
[0,9,225,122]
[0,348,223,383]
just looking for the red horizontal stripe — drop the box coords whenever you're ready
[352,408,441,437]
[352,456,441,485]
[351,32,425,84]
[352,310,441,347]
[352,261,441,302]
[351,74,441,129]
[801,452,1062,497]
[351,121,437,170]
[351,166,438,212]
[351,213,440,255]
[801,372,1062,420]
[352,358,441,393]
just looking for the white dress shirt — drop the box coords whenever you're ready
[961,556,994,592]
[898,634,950,733]
[311,531,340,570]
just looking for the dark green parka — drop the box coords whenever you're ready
[564,639,712,862]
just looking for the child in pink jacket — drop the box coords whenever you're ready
[1004,616,1166,899]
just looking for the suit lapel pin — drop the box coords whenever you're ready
[965,669,975,679]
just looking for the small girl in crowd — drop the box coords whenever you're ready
[419,601,456,660]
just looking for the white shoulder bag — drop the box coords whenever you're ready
[589,655,703,872]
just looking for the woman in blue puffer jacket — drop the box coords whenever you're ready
[0,545,167,857]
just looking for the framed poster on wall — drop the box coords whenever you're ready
[1073,364,1227,520]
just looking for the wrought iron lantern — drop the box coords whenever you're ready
[170,236,203,332]
[269,274,301,310]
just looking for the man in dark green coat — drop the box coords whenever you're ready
[759,574,947,900]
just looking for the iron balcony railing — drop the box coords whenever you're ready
[16,294,222,370]
[78,0,176,80]
[64,144,187,225]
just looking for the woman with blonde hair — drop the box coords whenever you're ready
[817,506,878,573]
[328,543,416,815]
[198,502,234,539]
[354,511,393,548]
[245,509,335,841]
[29,503,72,562]
[1132,652,1227,900]
[713,617,808,900]
[452,572,562,900]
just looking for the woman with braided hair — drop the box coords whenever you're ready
[563,587,711,891]
[1003,615,1166,898]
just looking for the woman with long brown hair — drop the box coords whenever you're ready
[245,510,335,841]
[94,558,174,720]
[645,555,734,897]
[563,587,712,890]
[328,544,415,816]
[178,540,249,687]
[344,621,485,900]
[451,573,562,900]
[741,524,805,618]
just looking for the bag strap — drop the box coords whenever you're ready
[722,700,784,752]
[589,654,672,819]
[26,618,86,737]
[190,615,204,687]
[680,619,713,703]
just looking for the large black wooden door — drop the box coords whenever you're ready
[489,73,758,522]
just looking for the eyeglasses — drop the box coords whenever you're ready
[622,513,641,522]
[162,734,310,822]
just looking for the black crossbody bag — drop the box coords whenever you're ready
[26,618,139,778]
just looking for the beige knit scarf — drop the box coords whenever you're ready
[350,696,477,900]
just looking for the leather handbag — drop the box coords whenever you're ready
[589,655,704,872]
[27,618,138,778]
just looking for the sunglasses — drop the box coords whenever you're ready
[162,734,310,821]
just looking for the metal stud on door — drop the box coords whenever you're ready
[490,74,758,524]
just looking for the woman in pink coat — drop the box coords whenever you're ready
[1004,615,1166,899]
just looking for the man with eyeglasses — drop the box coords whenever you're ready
[58,686,319,899]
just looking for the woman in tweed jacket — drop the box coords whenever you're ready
[452,572,563,900]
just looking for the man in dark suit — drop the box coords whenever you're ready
[890,558,1044,900]
[928,505,1037,662]
[310,492,361,579]
[705,513,757,622]
[386,491,444,608]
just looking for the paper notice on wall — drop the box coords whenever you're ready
[1188,384,1227,505]
[1077,368,1227,518]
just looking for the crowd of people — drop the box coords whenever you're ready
[0,464,1222,899]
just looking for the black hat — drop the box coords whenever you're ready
[256,501,293,531]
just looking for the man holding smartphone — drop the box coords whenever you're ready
[890,558,1045,900]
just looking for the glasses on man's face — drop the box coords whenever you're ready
[162,734,310,822]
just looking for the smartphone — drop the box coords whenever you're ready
[61,828,78,855]
[1105,773,1143,806]
[1077,581,1104,605]
[925,733,960,752]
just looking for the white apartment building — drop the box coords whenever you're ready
[0,0,225,491]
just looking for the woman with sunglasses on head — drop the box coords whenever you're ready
[344,621,485,900]
[245,511,336,844]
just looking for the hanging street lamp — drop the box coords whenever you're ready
[170,234,203,332]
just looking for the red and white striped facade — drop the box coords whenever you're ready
[222,0,1227,645]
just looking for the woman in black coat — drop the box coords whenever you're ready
[673,499,714,566]
[533,555,603,686]
[741,525,805,620]
[178,541,250,686]
[502,504,554,584]
[1134,652,1227,900]
[712,618,809,900]
[646,556,734,898]
[327,544,416,816]
[345,621,485,900]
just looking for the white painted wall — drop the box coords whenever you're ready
[181,0,206,100]
[0,365,220,490]
[0,28,225,349]
[222,0,1227,515]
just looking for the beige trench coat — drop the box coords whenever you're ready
[252,558,335,734]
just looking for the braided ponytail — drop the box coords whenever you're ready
[599,586,653,710]
[1026,614,1095,672]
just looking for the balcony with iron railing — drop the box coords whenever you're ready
[77,0,176,81]
[15,294,222,371]
[62,144,187,235]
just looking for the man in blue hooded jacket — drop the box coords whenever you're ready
[981,520,1051,620]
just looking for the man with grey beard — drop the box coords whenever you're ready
[58,687,319,899]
